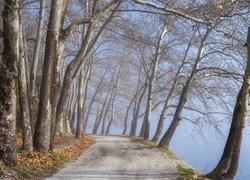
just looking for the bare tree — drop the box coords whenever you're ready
[152,31,194,142]
[159,26,211,146]
[140,23,168,140]
[206,26,250,180]
[53,2,121,146]
[84,70,108,131]
[106,66,122,134]
[130,81,147,136]
[122,96,135,135]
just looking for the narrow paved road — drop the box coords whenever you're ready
[47,135,179,180]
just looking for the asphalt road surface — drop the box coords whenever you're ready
[47,135,180,180]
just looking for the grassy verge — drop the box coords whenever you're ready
[130,136,204,180]
[176,164,196,179]
[131,137,179,159]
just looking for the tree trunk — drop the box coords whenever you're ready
[101,87,115,134]
[70,100,78,131]
[30,0,45,133]
[206,27,250,180]
[53,22,95,143]
[49,1,68,150]
[122,96,135,135]
[159,27,211,147]
[0,0,19,165]
[106,102,114,135]
[18,5,33,152]
[65,117,71,134]
[76,71,84,138]
[92,73,114,134]
[131,82,147,136]
[92,101,101,134]
[75,55,93,138]
[143,24,168,140]
[106,67,121,134]
[34,0,65,151]
[85,70,107,131]
[82,57,93,133]
[129,66,142,136]
[52,47,63,135]
[67,82,77,125]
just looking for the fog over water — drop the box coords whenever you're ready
[85,110,250,180]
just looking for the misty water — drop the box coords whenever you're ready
[164,121,250,180]
[150,119,250,180]
[86,114,250,180]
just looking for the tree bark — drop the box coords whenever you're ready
[34,0,66,151]
[18,5,33,152]
[49,0,68,150]
[76,71,84,138]
[30,0,45,133]
[67,82,77,126]
[70,100,78,131]
[82,57,93,133]
[0,0,19,165]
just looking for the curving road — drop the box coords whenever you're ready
[47,135,180,180]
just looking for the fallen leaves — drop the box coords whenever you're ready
[16,136,95,179]
[17,152,60,168]
[54,134,70,145]
[58,136,94,160]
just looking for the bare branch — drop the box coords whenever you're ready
[132,0,210,24]
[61,0,120,40]
[61,18,92,39]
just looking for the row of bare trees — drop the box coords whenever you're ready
[0,0,250,179]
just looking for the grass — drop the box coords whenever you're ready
[158,146,179,160]
[141,139,158,147]
[13,165,43,179]
[133,137,203,179]
[176,164,196,179]
[15,149,70,179]
[131,137,179,160]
